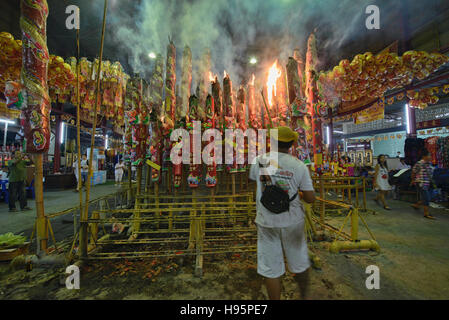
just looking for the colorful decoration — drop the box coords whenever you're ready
[318,50,448,108]
[20,0,51,153]
[205,94,217,187]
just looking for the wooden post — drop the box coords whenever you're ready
[136,166,142,195]
[34,154,47,252]
[320,179,325,225]
[189,189,197,249]
[126,162,133,206]
[145,164,151,193]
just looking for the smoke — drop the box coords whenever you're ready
[91,0,440,88]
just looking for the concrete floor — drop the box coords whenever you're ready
[0,181,122,236]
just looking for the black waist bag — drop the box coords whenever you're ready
[260,185,298,214]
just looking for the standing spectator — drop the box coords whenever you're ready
[114,159,125,186]
[131,164,137,181]
[8,150,32,212]
[80,154,89,188]
[72,155,80,191]
[249,126,315,300]
[373,154,392,210]
[411,150,436,220]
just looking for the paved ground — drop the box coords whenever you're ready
[0,181,123,236]
[1,185,449,300]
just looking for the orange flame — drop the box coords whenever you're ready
[250,74,255,86]
[266,60,281,106]
[224,70,228,78]
[209,71,215,82]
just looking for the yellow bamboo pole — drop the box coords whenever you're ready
[80,0,108,259]
[76,27,83,236]
[320,179,325,225]
[362,177,367,211]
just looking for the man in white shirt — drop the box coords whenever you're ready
[249,126,315,300]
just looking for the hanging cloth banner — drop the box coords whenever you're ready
[353,99,385,124]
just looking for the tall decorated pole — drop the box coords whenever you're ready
[187,95,201,188]
[276,65,288,126]
[211,76,224,178]
[247,74,259,129]
[173,46,192,189]
[20,0,50,252]
[236,84,247,174]
[305,33,323,168]
[223,72,237,174]
[180,46,192,119]
[149,54,164,186]
[162,40,176,192]
[204,94,217,187]
[287,55,308,161]
[198,49,211,112]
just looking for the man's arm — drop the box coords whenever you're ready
[298,163,315,203]
[301,191,315,203]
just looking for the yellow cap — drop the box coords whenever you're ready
[274,126,299,143]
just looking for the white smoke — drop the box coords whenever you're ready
[90,0,433,88]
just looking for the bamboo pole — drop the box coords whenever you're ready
[136,166,142,195]
[320,179,325,225]
[145,164,151,193]
[76,26,82,237]
[363,177,367,211]
[80,0,108,259]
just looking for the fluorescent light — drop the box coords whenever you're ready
[60,122,65,144]
[148,52,156,59]
[249,57,257,65]
[334,130,344,134]
[0,119,15,125]
[326,126,331,145]
[105,134,109,149]
[405,104,411,134]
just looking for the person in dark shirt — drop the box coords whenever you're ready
[8,150,32,212]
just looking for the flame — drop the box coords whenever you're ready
[209,71,215,82]
[224,70,228,78]
[250,74,255,86]
[266,60,281,106]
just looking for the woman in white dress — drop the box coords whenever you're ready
[374,154,392,210]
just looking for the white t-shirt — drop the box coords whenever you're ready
[249,151,315,228]
[80,159,89,173]
[115,162,125,173]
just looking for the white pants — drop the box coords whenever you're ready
[115,170,124,182]
[257,220,310,278]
